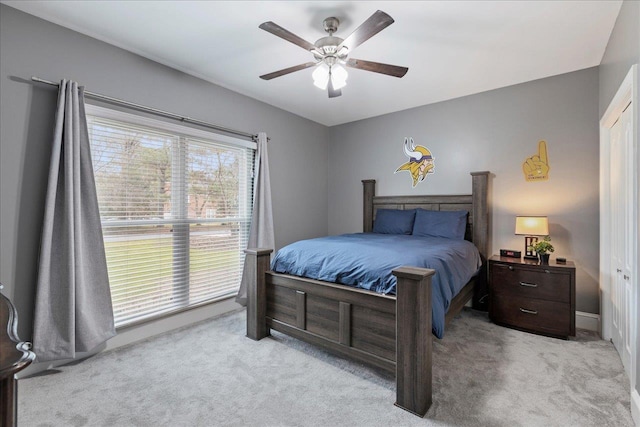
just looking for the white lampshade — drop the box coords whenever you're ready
[313,63,348,91]
[515,216,549,236]
[312,63,330,89]
[330,64,348,89]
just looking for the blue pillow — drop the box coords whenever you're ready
[412,209,468,240]
[372,209,416,235]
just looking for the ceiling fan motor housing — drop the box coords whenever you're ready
[323,17,340,34]
[314,17,349,64]
[314,36,347,61]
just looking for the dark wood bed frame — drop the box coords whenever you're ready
[245,171,489,417]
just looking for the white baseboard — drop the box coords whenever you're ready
[576,311,600,333]
[105,297,242,351]
[632,388,640,426]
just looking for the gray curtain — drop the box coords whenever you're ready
[32,79,115,362]
[236,132,274,305]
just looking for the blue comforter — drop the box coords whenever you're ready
[270,233,481,338]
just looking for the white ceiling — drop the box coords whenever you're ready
[3,1,622,126]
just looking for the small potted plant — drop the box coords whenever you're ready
[529,235,554,264]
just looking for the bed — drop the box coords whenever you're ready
[244,171,489,417]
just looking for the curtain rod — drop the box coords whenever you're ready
[31,76,259,142]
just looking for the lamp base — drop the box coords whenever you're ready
[523,236,539,260]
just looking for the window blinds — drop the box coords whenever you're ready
[87,113,253,328]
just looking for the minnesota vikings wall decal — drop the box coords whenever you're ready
[395,137,435,187]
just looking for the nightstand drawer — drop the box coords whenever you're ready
[490,263,571,303]
[490,294,571,337]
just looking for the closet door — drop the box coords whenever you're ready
[600,66,637,412]
[619,104,634,374]
[610,102,633,373]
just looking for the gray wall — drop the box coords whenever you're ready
[328,67,601,314]
[598,0,640,117]
[598,0,640,408]
[0,4,329,340]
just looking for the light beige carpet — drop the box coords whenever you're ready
[19,308,633,427]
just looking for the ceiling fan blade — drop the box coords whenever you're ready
[328,79,342,98]
[259,21,318,53]
[259,62,318,80]
[337,10,394,52]
[345,58,408,78]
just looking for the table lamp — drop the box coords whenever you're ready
[515,216,549,260]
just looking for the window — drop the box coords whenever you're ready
[86,106,255,328]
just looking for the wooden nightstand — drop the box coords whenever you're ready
[488,255,576,339]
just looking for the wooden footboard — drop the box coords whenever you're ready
[245,248,435,416]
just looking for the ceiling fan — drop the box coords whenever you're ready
[259,10,409,98]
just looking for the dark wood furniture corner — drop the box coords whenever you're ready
[488,255,576,339]
[1,286,36,427]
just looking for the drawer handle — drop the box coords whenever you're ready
[508,266,514,271]
[519,308,538,315]
[519,281,538,288]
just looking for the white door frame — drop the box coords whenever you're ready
[599,64,638,423]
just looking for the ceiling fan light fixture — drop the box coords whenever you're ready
[312,63,330,89]
[331,76,347,90]
[330,65,348,90]
[331,64,348,81]
[313,77,329,90]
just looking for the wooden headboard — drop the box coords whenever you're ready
[362,171,490,260]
